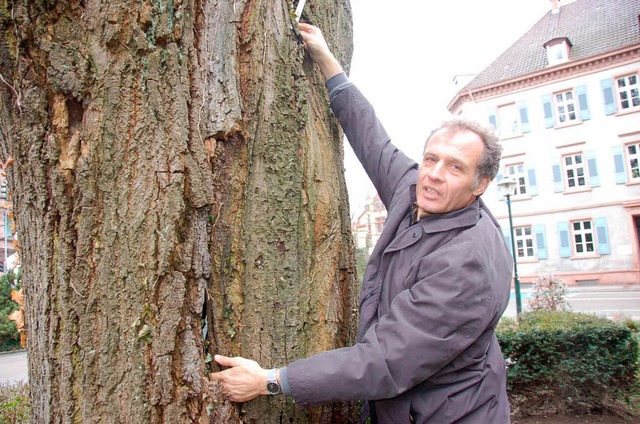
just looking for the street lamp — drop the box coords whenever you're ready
[497,176,522,318]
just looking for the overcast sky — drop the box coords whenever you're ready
[344,0,558,215]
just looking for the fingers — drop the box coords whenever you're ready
[209,355,240,385]
[209,356,266,403]
[213,354,238,367]
[298,22,317,34]
[297,22,323,43]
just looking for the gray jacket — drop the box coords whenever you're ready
[285,74,513,423]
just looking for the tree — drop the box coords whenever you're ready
[528,273,570,312]
[0,1,358,422]
[0,270,21,351]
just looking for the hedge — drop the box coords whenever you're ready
[497,310,639,417]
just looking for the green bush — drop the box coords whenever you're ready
[497,310,639,417]
[0,271,20,352]
[355,247,369,281]
[0,382,30,424]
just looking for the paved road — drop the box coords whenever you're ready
[503,286,640,320]
[0,349,28,385]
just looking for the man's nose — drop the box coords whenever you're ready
[428,162,445,181]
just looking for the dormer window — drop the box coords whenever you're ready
[544,37,572,66]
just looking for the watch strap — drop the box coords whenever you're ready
[266,368,281,395]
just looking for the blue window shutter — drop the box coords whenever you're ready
[612,145,627,184]
[534,223,548,259]
[586,150,600,187]
[552,158,564,192]
[4,218,11,239]
[542,93,555,128]
[595,217,610,255]
[600,78,617,115]
[518,100,530,133]
[502,227,513,257]
[527,168,539,196]
[488,107,497,130]
[558,222,572,258]
[576,84,591,121]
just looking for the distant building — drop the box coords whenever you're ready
[448,0,640,286]
[352,193,386,255]
[0,173,16,274]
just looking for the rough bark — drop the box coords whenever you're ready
[0,0,358,422]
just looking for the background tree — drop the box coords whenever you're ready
[0,270,21,351]
[528,273,570,312]
[0,0,359,422]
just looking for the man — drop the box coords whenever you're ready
[210,22,513,423]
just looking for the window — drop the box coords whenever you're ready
[488,101,530,137]
[555,90,578,124]
[544,38,571,66]
[563,153,586,188]
[543,85,590,127]
[374,216,384,234]
[553,151,599,192]
[504,163,527,195]
[497,104,519,138]
[628,143,640,180]
[503,224,547,260]
[558,217,609,258]
[572,220,595,255]
[548,43,568,64]
[514,226,535,259]
[616,73,640,110]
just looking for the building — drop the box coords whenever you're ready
[448,0,640,286]
[352,192,386,255]
[0,173,16,274]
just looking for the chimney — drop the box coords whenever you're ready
[550,0,560,14]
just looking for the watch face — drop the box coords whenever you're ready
[266,381,281,395]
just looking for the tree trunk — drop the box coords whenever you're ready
[0,0,358,422]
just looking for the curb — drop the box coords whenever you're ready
[0,348,26,356]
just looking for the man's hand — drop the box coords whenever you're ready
[209,355,268,402]
[298,22,344,80]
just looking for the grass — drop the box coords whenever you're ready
[0,382,30,424]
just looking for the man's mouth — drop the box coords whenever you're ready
[424,186,441,197]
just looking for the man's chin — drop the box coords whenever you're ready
[417,203,443,217]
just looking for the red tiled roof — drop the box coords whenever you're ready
[462,0,640,91]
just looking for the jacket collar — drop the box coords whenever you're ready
[409,184,481,234]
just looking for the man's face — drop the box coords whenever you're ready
[415,128,490,218]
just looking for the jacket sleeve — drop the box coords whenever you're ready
[285,237,505,404]
[327,73,418,208]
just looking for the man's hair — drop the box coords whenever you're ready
[424,117,502,190]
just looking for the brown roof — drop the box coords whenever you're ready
[461,0,640,91]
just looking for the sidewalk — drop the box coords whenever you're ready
[0,349,28,385]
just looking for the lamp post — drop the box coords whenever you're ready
[497,176,522,318]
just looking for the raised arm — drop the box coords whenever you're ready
[298,22,344,81]
[300,23,417,206]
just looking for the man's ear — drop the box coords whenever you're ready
[472,176,491,197]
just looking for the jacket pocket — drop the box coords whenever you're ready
[360,288,378,307]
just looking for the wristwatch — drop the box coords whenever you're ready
[266,368,281,395]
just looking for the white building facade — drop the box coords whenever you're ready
[353,193,386,255]
[448,0,640,286]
